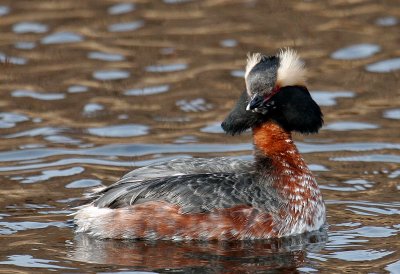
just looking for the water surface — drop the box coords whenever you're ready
[0,0,399,273]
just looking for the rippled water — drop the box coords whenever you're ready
[0,0,399,273]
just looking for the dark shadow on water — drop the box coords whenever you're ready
[68,229,327,273]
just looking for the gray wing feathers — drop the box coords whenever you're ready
[96,158,253,199]
[93,173,281,213]
[121,158,253,181]
[91,157,280,213]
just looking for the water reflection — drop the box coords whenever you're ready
[0,221,67,235]
[174,135,198,143]
[323,121,378,131]
[108,21,144,32]
[83,103,104,116]
[200,122,225,134]
[164,0,193,3]
[67,85,88,93]
[87,124,149,137]
[331,44,380,60]
[220,39,238,48]
[328,249,393,262]
[366,58,400,73]
[11,90,65,100]
[310,91,354,106]
[160,47,175,55]
[384,109,400,120]
[124,85,170,96]
[45,135,81,145]
[14,41,36,50]
[66,179,102,189]
[4,126,65,138]
[41,32,83,44]
[1,142,400,166]
[118,114,129,120]
[176,98,213,112]
[145,63,188,73]
[0,0,399,272]
[14,166,85,184]
[12,22,48,33]
[332,154,400,164]
[0,53,27,65]
[0,112,29,128]
[108,3,136,15]
[69,230,327,271]
[327,200,400,217]
[88,51,125,62]
[93,70,130,80]
[230,70,245,78]
[320,179,374,192]
[386,260,400,273]
[375,16,398,26]
[0,5,9,16]
[0,255,73,269]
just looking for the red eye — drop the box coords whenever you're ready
[272,85,280,92]
[264,86,281,102]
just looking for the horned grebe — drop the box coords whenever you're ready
[74,48,326,240]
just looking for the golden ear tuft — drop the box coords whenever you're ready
[277,48,307,87]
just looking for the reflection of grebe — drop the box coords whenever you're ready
[74,48,326,240]
[70,230,327,270]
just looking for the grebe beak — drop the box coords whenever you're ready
[246,94,265,112]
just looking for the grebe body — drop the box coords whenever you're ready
[74,49,326,240]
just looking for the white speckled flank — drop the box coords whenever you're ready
[74,205,114,237]
[277,48,307,87]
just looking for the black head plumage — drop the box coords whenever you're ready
[221,86,323,135]
[267,86,323,134]
[221,49,323,135]
[221,91,264,136]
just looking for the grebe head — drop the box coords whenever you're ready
[222,48,323,135]
[245,48,306,113]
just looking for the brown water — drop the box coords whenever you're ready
[0,0,399,273]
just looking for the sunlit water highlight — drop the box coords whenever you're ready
[0,0,399,273]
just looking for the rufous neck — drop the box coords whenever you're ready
[253,122,295,156]
[252,122,307,174]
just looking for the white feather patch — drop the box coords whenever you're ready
[277,48,307,87]
[74,205,113,233]
[245,52,263,95]
[245,52,262,80]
